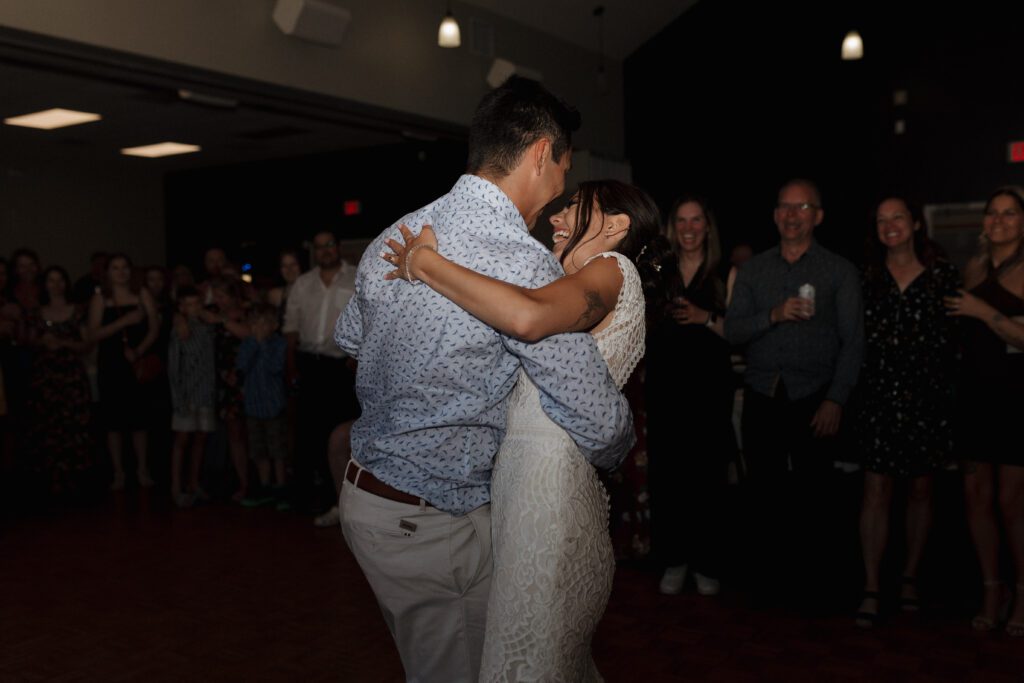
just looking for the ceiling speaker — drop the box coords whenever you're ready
[273,0,351,47]
[486,58,544,89]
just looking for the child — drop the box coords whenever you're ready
[236,304,288,505]
[168,286,216,507]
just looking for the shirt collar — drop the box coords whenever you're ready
[450,174,528,233]
[311,265,343,286]
[771,239,819,264]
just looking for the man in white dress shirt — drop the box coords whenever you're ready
[283,230,358,514]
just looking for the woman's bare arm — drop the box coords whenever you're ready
[134,289,160,356]
[386,225,623,342]
[88,292,137,342]
[946,260,1024,350]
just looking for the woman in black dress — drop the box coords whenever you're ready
[854,198,960,627]
[25,266,93,494]
[646,195,735,597]
[946,187,1024,636]
[88,254,159,490]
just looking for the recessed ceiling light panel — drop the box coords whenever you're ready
[4,108,102,129]
[121,142,201,158]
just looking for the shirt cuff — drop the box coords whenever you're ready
[825,382,852,406]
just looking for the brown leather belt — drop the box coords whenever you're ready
[345,460,426,507]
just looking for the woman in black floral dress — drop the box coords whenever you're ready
[25,267,93,493]
[855,197,960,626]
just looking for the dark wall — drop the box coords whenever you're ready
[625,1,1024,263]
[164,139,467,281]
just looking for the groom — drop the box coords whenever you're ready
[334,76,634,682]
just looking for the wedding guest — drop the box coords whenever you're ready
[647,195,734,597]
[198,247,227,305]
[237,304,288,506]
[168,286,215,508]
[72,252,108,305]
[946,186,1024,636]
[25,266,93,494]
[199,277,251,501]
[266,249,303,312]
[854,197,960,627]
[9,248,42,315]
[283,231,357,515]
[88,254,159,490]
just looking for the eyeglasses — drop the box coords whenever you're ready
[777,202,819,213]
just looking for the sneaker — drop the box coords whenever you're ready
[174,493,195,508]
[659,565,688,595]
[694,572,721,596]
[137,469,155,488]
[242,490,276,508]
[313,506,341,528]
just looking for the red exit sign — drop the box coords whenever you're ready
[1010,142,1024,163]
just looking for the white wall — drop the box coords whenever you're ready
[0,0,625,157]
[0,161,165,277]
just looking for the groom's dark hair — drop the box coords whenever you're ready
[467,76,581,179]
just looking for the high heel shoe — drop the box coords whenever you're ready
[971,580,1003,632]
[1007,583,1024,638]
[855,590,881,629]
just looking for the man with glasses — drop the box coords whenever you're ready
[725,179,863,604]
[283,230,358,515]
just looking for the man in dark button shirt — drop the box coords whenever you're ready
[725,178,864,603]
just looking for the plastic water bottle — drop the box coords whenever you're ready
[798,283,815,318]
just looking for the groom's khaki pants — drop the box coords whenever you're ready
[340,479,492,683]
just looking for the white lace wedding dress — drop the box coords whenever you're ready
[479,252,645,683]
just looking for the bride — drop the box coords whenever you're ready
[384,179,667,682]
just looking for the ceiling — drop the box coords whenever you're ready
[0,59,406,178]
[461,0,697,60]
[0,1,697,178]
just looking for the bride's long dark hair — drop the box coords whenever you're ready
[557,180,674,306]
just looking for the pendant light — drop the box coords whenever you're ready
[841,30,863,60]
[438,4,461,48]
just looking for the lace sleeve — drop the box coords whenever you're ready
[587,252,645,389]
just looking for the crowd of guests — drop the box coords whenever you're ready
[1,180,1022,638]
[637,180,1024,637]
[0,235,358,522]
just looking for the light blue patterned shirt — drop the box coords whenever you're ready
[335,174,635,515]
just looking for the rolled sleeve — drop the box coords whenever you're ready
[503,332,635,470]
[335,286,363,358]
